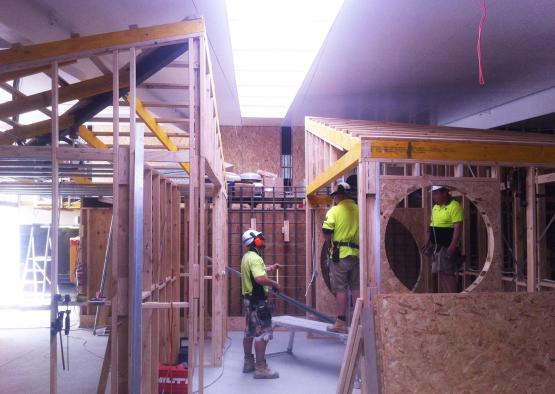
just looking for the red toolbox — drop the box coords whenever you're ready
[159,363,188,394]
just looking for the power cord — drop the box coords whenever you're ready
[68,334,104,360]
[193,335,232,394]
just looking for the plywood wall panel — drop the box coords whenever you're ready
[292,126,305,186]
[376,292,555,394]
[220,126,280,175]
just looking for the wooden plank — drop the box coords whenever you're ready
[110,49,120,394]
[90,56,111,75]
[306,117,360,151]
[0,145,52,158]
[96,334,112,394]
[89,116,189,124]
[0,113,74,144]
[337,299,363,394]
[367,139,555,166]
[134,97,190,173]
[140,82,188,90]
[361,304,380,394]
[308,117,555,145]
[0,60,75,83]
[173,186,181,361]
[56,146,113,161]
[306,143,361,196]
[536,172,555,184]
[141,169,153,394]
[142,301,189,309]
[0,20,205,72]
[144,149,189,163]
[79,126,108,149]
[0,70,130,120]
[204,157,222,187]
[141,101,189,108]
[187,36,199,394]
[151,173,161,394]
[526,167,537,292]
[159,180,168,362]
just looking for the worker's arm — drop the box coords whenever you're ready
[254,275,282,293]
[322,207,335,243]
[447,222,462,256]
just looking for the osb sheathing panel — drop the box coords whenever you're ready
[292,126,305,186]
[378,177,502,293]
[376,292,555,394]
[312,207,337,317]
[220,126,280,175]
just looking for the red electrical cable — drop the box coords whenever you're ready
[477,0,487,85]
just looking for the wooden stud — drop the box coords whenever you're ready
[134,97,190,172]
[0,60,75,83]
[96,334,112,394]
[110,49,120,394]
[141,169,153,394]
[526,167,537,292]
[151,173,161,394]
[306,143,361,196]
[78,126,108,149]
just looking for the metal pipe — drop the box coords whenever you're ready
[225,266,334,324]
[50,60,59,394]
[129,47,143,394]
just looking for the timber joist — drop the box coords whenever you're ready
[305,116,555,197]
[0,20,205,72]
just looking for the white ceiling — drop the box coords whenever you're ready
[2,0,555,129]
[0,0,242,125]
[286,0,555,128]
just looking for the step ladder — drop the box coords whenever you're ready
[21,225,52,295]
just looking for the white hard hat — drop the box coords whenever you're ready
[330,181,351,197]
[242,229,262,247]
[431,185,447,191]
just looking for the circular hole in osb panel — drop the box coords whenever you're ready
[385,217,420,290]
[385,188,490,293]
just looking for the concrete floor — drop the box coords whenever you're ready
[197,331,347,394]
[0,309,107,394]
[1,310,349,394]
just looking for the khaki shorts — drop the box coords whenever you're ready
[431,246,461,274]
[330,255,360,292]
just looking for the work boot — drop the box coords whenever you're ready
[327,318,348,334]
[254,360,279,379]
[243,354,255,373]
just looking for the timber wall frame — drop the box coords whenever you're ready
[0,20,227,394]
[304,117,555,393]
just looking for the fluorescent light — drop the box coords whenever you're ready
[226,0,344,118]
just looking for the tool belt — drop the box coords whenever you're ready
[336,241,359,249]
[255,300,273,323]
[329,241,359,263]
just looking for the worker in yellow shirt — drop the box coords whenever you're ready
[322,182,359,334]
[240,229,281,379]
[422,186,464,293]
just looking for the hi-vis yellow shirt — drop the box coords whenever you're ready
[241,250,268,296]
[322,199,359,258]
[431,199,463,228]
